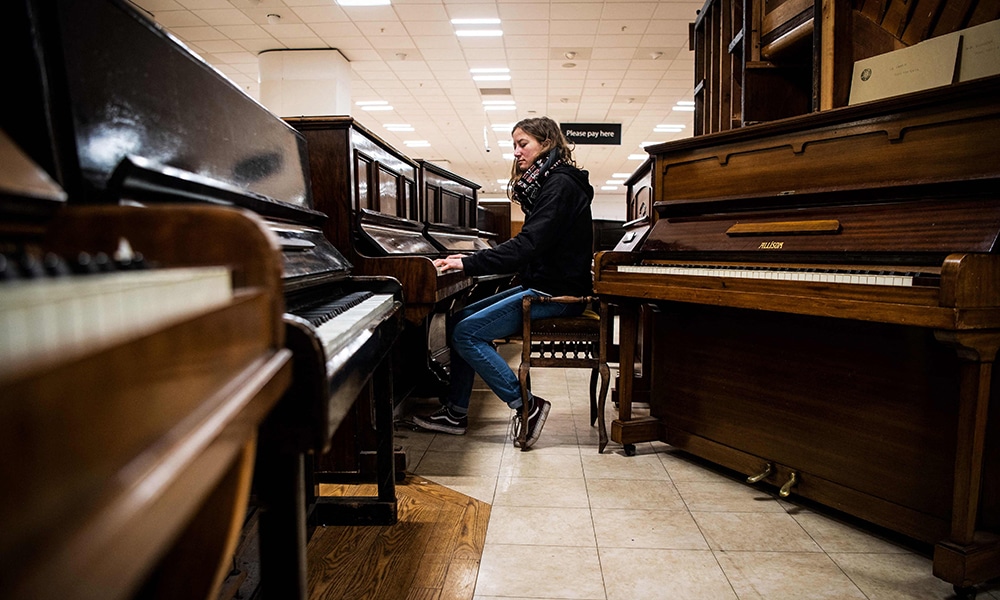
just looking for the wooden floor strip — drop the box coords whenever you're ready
[306,476,490,600]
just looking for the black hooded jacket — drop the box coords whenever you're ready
[461,163,595,297]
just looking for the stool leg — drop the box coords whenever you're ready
[597,362,611,453]
[589,368,599,426]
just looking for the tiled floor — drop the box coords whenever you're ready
[396,343,1000,600]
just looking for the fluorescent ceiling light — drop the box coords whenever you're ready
[470,68,509,73]
[496,178,508,184]
[628,154,647,160]
[451,18,501,25]
[502,153,515,160]
[338,0,391,6]
[403,140,430,147]
[482,100,515,105]
[612,173,632,178]
[456,29,503,37]
[360,105,393,111]
[356,100,388,106]
[677,100,695,106]
[491,123,514,131]
[484,105,517,111]
[640,141,664,147]
[673,100,695,111]
[601,186,618,191]
[606,180,625,185]
[384,124,414,131]
[472,75,511,81]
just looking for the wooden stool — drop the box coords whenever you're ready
[516,295,611,451]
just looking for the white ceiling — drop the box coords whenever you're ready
[131,0,702,203]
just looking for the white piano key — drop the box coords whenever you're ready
[0,266,232,379]
[618,264,918,287]
[314,294,396,361]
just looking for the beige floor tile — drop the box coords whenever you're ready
[599,547,738,600]
[493,476,591,508]
[790,509,914,554]
[514,432,587,454]
[421,474,498,504]
[498,450,585,479]
[475,597,578,600]
[586,477,686,511]
[674,479,786,512]
[476,544,606,599]
[829,552,956,600]
[659,449,743,483]
[693,512,822,552]
[427,431,508,453]
[716,551,867,599]
[593,508,709,550]
[485,506,596,547]
[581,451,670,480]
[412,449,502,478]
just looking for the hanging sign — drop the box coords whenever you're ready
[561,123,621,145]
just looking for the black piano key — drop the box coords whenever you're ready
[298,290,375,327]
[43,253,72,277]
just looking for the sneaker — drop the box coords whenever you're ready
[511,396,551,449]
[412,406,467,435]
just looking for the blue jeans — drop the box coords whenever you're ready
[443,285,585,414]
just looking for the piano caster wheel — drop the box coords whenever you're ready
[954,585,977,599]
[623,444,636,456]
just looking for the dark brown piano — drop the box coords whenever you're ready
[595,76,1000,594]
[0,130,293,600]
[285,116,509,401]
[4,1,404,598]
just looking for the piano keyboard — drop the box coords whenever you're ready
[0,265,232,378]
[294,291,397,363]
[619,263,936,287]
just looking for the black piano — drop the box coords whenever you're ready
[4,0,404,598]
[285,117,511,402]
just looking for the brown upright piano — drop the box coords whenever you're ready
[595,76,1000,594]
[0,129,293,600]
[5,1,404,598]
[286,117,506,401]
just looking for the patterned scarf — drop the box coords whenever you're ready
[511,149,565,214]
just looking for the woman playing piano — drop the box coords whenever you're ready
[413,116,594,448]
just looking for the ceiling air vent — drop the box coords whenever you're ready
[479,88,512,96]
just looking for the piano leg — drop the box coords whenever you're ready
[609,299,659,455]
[932,330,1000,593]
[255,447,309,600]
[311,356,399,526]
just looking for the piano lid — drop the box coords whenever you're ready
[423,222,492,253]
[357,209,441,256]
[7,0,313,215]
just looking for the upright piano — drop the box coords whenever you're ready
[0,130,293,600]
[595,76,1000,593]
[4,0,404,598]
[285,116,507,401]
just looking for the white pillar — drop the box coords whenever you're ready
[258,49,351,117]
